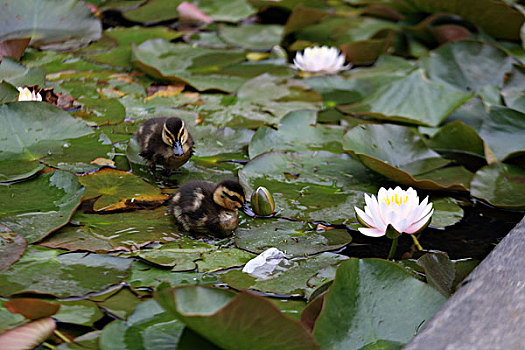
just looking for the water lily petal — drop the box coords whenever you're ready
[355,207,374,228]
[358,227,386,237]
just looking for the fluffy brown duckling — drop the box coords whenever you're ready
[168,179,254,237]
[136,117,194,180]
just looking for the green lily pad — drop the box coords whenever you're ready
[0,246,131,298]
[122,0,183,23]
[478,106,525,161]
[0,170,84,243]
[235,219,352,257]
[76,98,126,126]
[54,300,104,327]
[155,286,319,350]
[197,248,256,272]
[0,81,18,104]
[78,168,168,212]
[470,163,525,210]
[312,258,446,349]
[396,0,524,40]
[248,109,345,159]
[501,64,525,113]
[338,70,472,126]
[219,24,284,50]
[429,197,464,229]
[343,124,474,191]
[0,58,45,87]
[0,102,94,182]
[197,0,256,22]
[96,287,142,320]
[127,261,221,289]
[99,299,185,349]
[131,240,215,271]
[0,227,26,271]
[239,151,382,224]
[0,303,26,333]
[222,252,348,296]
[55,331,100,350]
[421,41,513,93]
[417,252,455,297]
[40,207,185,253]
[75,26,181,68]
[0,0,101,50]
[191,125,254,160]
[132,39,246,92]
[39,132,114,174]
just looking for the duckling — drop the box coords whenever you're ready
[136,117,194,180]
[168,179,255,237]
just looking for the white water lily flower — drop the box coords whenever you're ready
[242,248,293,279]
[17,87,42,102]
[355,187,433,237]
[292,46,350,74]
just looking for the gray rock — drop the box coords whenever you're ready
[404,216,525,350]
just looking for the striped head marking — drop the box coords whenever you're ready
[213,180,246,211]
[161,118,189,156]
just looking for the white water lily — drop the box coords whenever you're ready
[292,46,350,74]
[355,187,433,237]
[17,87,42,102]
[242,248,293,279]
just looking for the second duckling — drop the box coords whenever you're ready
[168,179,254,237]
[136,117,194,180]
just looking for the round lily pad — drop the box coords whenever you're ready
[470,163,525,210]
[0,170,85,243]
[0,246,131,298]
[0,102,93,182]
[219,24,284,50]
[78,168,168,212]
[41,207,184,253]
[235,219,352,257]
[239,151,382,224]
[0,226,26,271]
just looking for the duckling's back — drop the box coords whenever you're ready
[168,181,237,237]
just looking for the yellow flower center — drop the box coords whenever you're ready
[382,194,409,206]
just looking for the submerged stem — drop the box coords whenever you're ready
[411,234,423,251]
[54,330,71,343]
[387,237,398,260]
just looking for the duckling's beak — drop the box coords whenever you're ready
[173,141,184,156]
[241,203,255,217]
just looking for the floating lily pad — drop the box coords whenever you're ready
[41,207,183,253]
[219,24,284,50]
[429,197,464,229]
[122,0,183,23]
[54,300,104,327]
[155,286,319,350]
[312,258,446,349]
[338,70,471,127]
[397,0,524,40]
[75,26,181,68]
[96,287,142,320]
[191,125,254,160]
[197,248,255,273]
[197,0,256,22]
[127,261,221,289]
[132,39,246,92]
[0,102,93,182]
[248,110,345,159]
[470,163,525,210]
[343,124,474,191]
[235,219,352,257]
[0,170,84,243]
[76,98,126,126]
[0,0,101,50]
[222,252,348,296]
[0,81,18,104]
[0,303,26,333]
[0,227,26,271]
[78,168,168,212]
[421,41,513,93]
[0,246,131,298]
[99,299,185,349]
[501,64,525,113]
[3,298,60,320]
[239,151,382,224]
[39,132,114,174]
[478,106,525,161]
[0,58,45,87]
[131,240,215,271]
